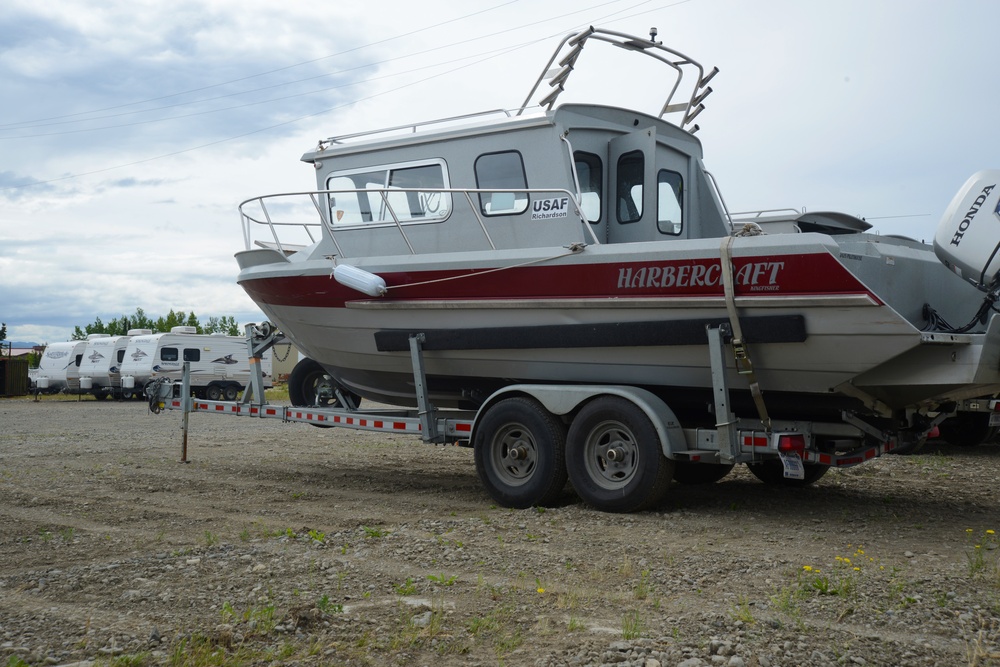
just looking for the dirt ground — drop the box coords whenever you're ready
[1,396,999,667]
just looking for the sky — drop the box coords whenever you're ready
[2,0,999,345]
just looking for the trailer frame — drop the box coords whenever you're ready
[154,321,944,511]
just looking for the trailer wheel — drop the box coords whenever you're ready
[288,358,359,409]
[937,413,992,447]
[566,396,673,513]
[206,384,223,401]
[672,462,734,485]
[93,390,110,401]
[473,397,567,509]
[223,384,239,401]
[747,459,829,486]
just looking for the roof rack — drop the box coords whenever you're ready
[517,26,719,132]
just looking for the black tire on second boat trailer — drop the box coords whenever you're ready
[746,459,830,486]
[223,384,240,401]
[473,396,568,509]
[565,396,674,513]
[288,358,360,409]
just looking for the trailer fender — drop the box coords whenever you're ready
[472,384,686,458]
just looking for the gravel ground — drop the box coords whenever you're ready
[1,396,999,667]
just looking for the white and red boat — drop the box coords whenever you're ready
[235,27,1000,448]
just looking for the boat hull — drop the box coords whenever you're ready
[237,233,1000,417]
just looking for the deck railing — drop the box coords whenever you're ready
[239,187,597,257]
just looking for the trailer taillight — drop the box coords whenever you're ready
[777,433,805,456]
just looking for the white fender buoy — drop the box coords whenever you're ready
[334,264,387,297]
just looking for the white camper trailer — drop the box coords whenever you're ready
[120,326,272,400]
[77,329,153,400]
[28,336,99,394]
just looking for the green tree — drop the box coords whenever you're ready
[73,310,240,337]
[154,309,195,333]
[72,317,106,340]
[204,315,240,336]
[0,322,6,342]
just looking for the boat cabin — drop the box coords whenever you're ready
[298,102,731,260]
[239,28,730,264]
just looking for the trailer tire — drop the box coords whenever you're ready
[473,397,568,509]
[937,413,992,447]
[566,396,673,513]
[747,459,829,486]
[223,384,239,401]
[93,390,110,401]
[672,461,734,485]
[289,358,359,409]
[206,384,223,401]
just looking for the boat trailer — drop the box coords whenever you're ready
[151,321,944,512]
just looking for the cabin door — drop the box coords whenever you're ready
[607,127,656,244]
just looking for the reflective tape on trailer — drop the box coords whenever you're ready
[740,434,770,449]
[803,442,888,468]
[166,399,473,440]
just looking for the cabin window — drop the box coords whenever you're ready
[160,347,179,362]
[616,151,644,224]
[117,350,126,363]
[326,160,450,226]
[657,170,683,235]
[475,151,529,216]
[573,152,602,224]
[75,354,83,367]
[183,349,201,362]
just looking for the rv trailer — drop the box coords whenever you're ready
[28,336,98,394]
[121,326,272,400]
[77,329,153,400]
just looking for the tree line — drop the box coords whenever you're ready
[72,308,241,339]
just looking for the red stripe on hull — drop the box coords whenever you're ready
[240,254,878,309]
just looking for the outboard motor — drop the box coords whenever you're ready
[934,170,1000,291]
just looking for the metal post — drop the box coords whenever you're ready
[408,334,439,443]
[242,322,281,409]
[707,326,739,463]
[180,361,191,463]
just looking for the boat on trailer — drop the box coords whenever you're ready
[228,27,1000,511]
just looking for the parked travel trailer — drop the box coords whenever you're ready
[120,326,272,400]
[77,329,153,400]
[28,336,96,394]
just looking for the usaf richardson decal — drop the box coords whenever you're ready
[617,261,786,292]
[530,196,570,220]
